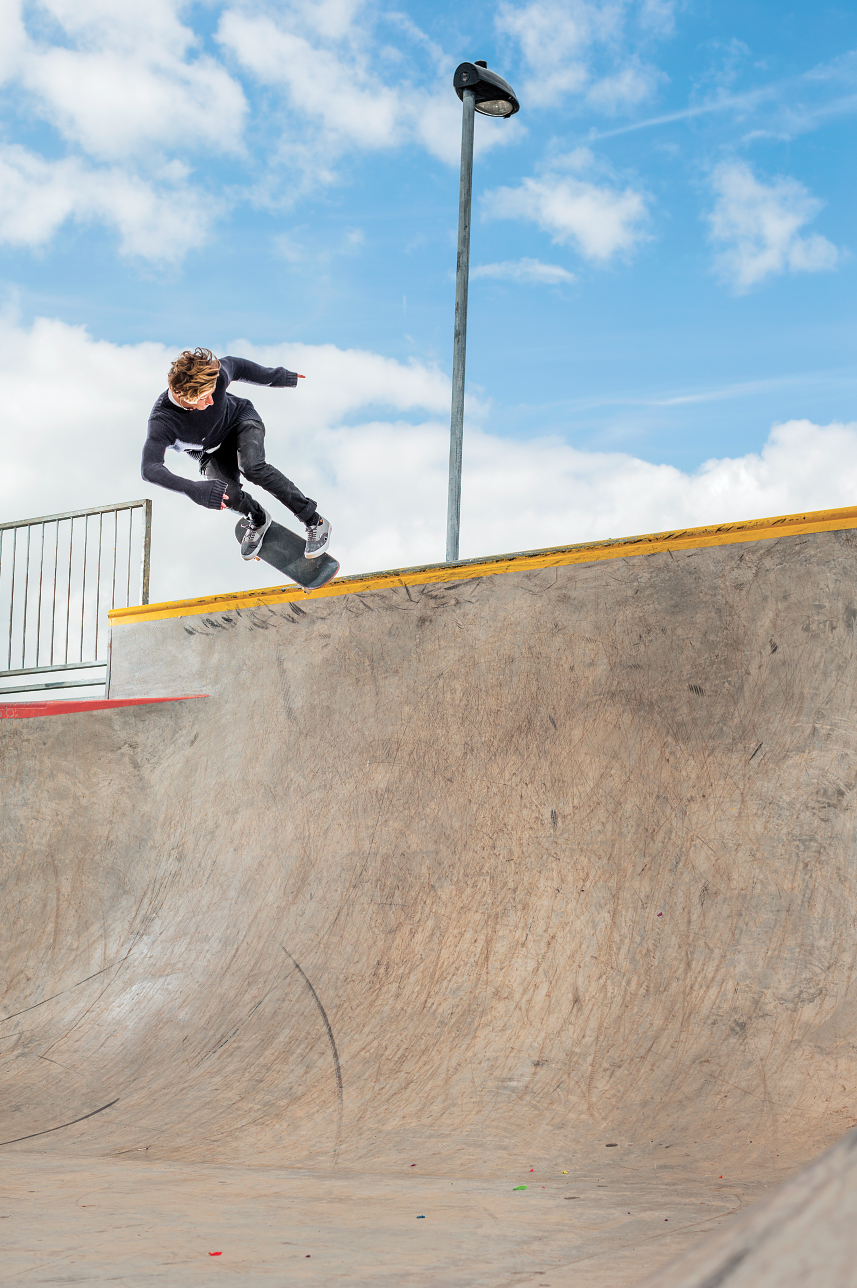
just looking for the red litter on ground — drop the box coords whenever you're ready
[208,1252,222,1256]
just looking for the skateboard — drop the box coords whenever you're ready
[235,518,340,592]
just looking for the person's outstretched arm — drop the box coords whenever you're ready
[141,428,226,508]
[219,356,304,388]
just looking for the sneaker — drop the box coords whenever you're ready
[304,515,331,560]
[239,510,272,560]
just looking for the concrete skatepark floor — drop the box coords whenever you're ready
[3,509,857,1285]
[1,1154,767,1285]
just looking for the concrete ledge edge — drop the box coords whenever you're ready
[108,505,857,626]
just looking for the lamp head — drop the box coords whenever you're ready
[453,61,519,117]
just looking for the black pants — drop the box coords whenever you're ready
[202,420,317,528]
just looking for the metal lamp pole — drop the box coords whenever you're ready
[446,88,475,564]
[445,62,519,564]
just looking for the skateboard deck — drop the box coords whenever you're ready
[235,518,340,591]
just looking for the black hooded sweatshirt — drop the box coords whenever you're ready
[141,355,298,508]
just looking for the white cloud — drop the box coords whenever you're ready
[7,0,247,160]
[217,11,402,152]
[485,150,649,262]
[639,0,676,35]
[496,0,669,111]
[276,0,368,42]
[2,314,855,612]
[456,417,857,558]
[0,0,27,84]
[217,7,521,170]
[0,145,215,260]
[471,258,575,284]
[497,0,609,106]
[22,47,246,162]
[586,57,663,112]
[707,161,840,291]
[240,339,450,426]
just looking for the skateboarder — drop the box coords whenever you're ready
[141,347,331,561]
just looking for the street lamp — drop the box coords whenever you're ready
[446,61,519,564]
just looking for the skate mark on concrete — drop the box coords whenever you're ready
[0,1099,119,1147]
[199,997,267,1063]
[0,965,116,1024]
[283,948,343,1155]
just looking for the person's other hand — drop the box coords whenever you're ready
[220,487,228,511]
[297,373,305,379]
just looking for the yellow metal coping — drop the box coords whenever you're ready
[109,504,857,626]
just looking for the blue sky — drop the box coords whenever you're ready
[1,0,856,601]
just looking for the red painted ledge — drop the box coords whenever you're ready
[0,695,208,720]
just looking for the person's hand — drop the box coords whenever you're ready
[220,487,228,510]
[297,373,305,379]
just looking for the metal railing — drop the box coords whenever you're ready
[0,500,151,697]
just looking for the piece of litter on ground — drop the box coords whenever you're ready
[657,912,663,917]
[417,1215,425,1219]
[513,1185,527,1190]
[529,1168,534,1171]
[411,1163,417,1167]
[208,1252,222,1256]
[561,1171,568,1174]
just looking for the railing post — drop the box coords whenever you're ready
[140,499,152,605]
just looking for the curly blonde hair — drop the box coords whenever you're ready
[168,348,221,402]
